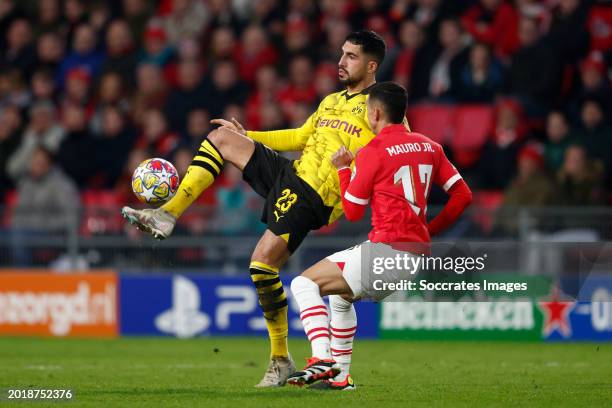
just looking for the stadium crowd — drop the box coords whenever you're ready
[0,0,611,239]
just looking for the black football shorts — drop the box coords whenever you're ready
[242,142,333,253]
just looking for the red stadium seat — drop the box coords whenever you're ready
[450,105,494,168]
[406,104,454,145]
[80,190,123,235]
[2,190,18,228]
[470,190,504,234]
[588,6,612,51]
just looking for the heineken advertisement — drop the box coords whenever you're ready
[379,275,612,341]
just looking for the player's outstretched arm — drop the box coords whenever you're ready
[427,179,472,236]
[211,114,311,152]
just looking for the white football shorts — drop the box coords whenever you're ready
[326,241,420,301]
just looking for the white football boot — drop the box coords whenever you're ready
[121,206,176,240]
[255,355,296,388]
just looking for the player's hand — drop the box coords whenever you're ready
[210,117,246,136]
[331,146,355,169]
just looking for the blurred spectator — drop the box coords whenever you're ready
[101,19,138,83]
[0,104,22,195]
[0,1,24,52]
[319,18,350,63]
[283,16,312,58]
[209,26,237,63]
[277,55,317,118]
[201,59,248,117]
[249,0,284,37]
[570,51,612,118]
[56,104,96,187]
[410,18,468,101]
[350,0,386,32]
[7,100,65,181]
[58,24,104,87]
[96,72,130,109]
[495,143,554,234]
[173,146,194,178]
[62,67,92,111]
[35,32,65,73]
[1,18,36,78]
[392,20,424,91]
[92,105,136,188]
[64,0,88,43]
[122,0,153,48]
[30,69,56,102]
[555,144,604,206]
[234,25,278,84]
[0,69,31,110]
[575,98,612,188]
[288,102,312,129]
[89,2,111,35]
[139,24,174,66]
[544,111,576,173]
[475,99,527,189]
[509,17,562,116]
[182,108,211,150]
[546,0,590,64]
[136,108,179,158]
[10,146,80,265]
[164,0,209,45]
[313,62,338,104]
[164,59,206,131]
[90,71,131,134]
[35,0,63,36]
[460,0,519,60]
[404,0,448,47]
[205,0,244,34]
[455,42,504,103]
[132,63,168,125]
[213,163,263,235]
[259,101,287,131]
[115,147,148,204]
[223,104,246,129]
[245,65,282,129]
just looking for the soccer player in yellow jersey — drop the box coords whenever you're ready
[122,30,393,387]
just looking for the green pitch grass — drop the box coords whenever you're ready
[0,337,610,407]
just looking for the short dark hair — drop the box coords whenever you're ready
[368,82,407,124]
[345,30,386,65]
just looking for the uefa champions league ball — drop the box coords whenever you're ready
[131,158,180,204]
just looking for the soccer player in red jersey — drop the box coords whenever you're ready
[287,82,473,389]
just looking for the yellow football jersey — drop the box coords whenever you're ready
[247,88,375,223]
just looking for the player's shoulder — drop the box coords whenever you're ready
[319,90,344,106]
[405,132,444,151]
[355,142,379,161]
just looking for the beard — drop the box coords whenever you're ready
[339,69,364,87]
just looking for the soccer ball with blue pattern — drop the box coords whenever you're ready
[131,158,180,204]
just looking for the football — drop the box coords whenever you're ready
[131,158,180,204]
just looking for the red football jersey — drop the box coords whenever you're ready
[343,124,461,243]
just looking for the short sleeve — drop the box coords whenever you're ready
[433,145,462,192]
[345,148,378,205]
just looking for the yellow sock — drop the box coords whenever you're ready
[249,261,289,358]
[162,138,223,218]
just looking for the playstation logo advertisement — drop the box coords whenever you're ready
[119,274,379,338]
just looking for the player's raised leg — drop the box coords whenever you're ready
[121,126,255,239]
[250,230,296,387]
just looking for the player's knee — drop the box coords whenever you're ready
[329,294,353,312]
[207,128,227,151]
[251,238,287,267]
[291,275,318,296]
